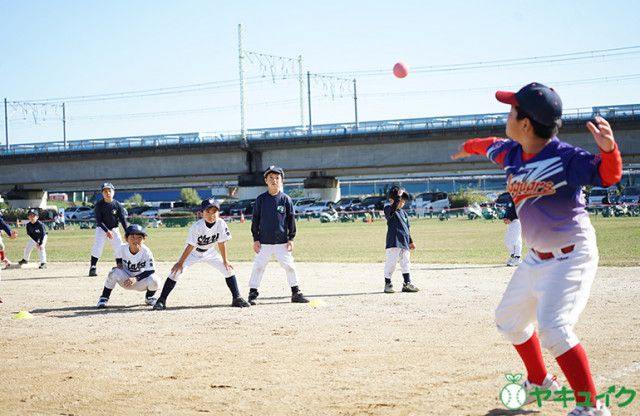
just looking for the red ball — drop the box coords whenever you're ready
[393,62,408,78]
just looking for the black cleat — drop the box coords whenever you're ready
[18,259,28,266]
[88,267,97,277]
[96,297,108,309]
[153,300,166,310]
[231,297,251,308]
[39,263,47,269]
[247,290,259,305]
[291,292,310,303]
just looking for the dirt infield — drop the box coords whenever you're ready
[1,262,639,416]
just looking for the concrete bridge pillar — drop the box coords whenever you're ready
[237,173,267,200]
[303,172,340,202]
[4,188,48,209]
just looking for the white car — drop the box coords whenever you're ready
[65,206,94,220]
[411,192,450,213]
[303,201,335,215]
[140,209,160,218]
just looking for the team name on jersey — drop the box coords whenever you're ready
[197,234,219,246]
[507,157,563,206]
[123,259,147,273]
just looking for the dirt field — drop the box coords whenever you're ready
[1,262,639,416]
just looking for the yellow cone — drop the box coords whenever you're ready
[13,311,34,320]
[308,299,325,308]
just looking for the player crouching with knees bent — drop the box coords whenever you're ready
[18,209,48,269]
[451,82,621,416]
[383,186,419,294]
[247,165,310,305]
[96,224,159,308]
[153,199,250,310]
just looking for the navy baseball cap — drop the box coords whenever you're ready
[263,165,284,178]
[27,209,39,216]
[101,182,115,190]
[125,224,147,237]
[495,82,562,126]
[388,186,411,201]
[200,198,221,211]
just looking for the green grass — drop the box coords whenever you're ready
[4,216,639,266]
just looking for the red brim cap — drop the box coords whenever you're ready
[495,91,519,106]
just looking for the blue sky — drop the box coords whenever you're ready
[1,0,639,144]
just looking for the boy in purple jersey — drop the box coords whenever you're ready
[451,82,622,416]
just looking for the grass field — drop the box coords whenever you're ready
[4,215,639,266]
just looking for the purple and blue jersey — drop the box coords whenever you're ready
[467,137,620,251]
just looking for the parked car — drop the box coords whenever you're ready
[587,187,615,207]
[158,201,187,214]
[619,186,640,204]
[334,197,362,211]
[302,201,335,216]
[140,209,160,218]
[219,200,237,216]
[65,206,94,220]
[352,195,387,212]
[229,199,255,217]
[411,192,450,213]
[128,206,152,216]
[292,197,319,214]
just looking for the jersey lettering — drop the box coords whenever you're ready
[197,233,219,246]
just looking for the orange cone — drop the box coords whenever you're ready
[240,212,246,223]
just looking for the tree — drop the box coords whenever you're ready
[125,193,145,207]
[180,188,202,207]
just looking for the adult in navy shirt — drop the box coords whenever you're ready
[247,165,309,305]
[89,182,128,277]
[382,186,419,294]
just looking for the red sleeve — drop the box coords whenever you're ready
[598,143,623,187]
[463,137,501,155]
[463,137,507,166]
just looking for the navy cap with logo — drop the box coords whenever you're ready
[200,198,221,211]
[495,82,562,127]
[263,165,285,178]
[101,182,115,191]
[27,209,39,216]
[125,224,147,237]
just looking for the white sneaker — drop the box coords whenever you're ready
[523,374,561,405]
[96,297,109,308]
[506,255,522,267]
[567,401,611,416]
[145,297,157,306]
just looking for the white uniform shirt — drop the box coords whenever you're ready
[117,243,156,279]
[186,218,231,251]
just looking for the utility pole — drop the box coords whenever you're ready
[307,71,312,133]
[298,55,305,130]
[3,98,8,148]
[353,79,359,130]
[62,102,67,148]
[238,24,247,145]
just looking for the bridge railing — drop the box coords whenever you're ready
[2,104,639,157]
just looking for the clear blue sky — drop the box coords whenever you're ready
[1,0,639,144]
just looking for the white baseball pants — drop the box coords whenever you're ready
[384,247,411,279]
[24,235,48,264]
[495,238,599,357]
[168,248,235,281]
[504,219,523,257]
[91,227,123,259]
[105,267,160,291]
[249,243,299,289]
